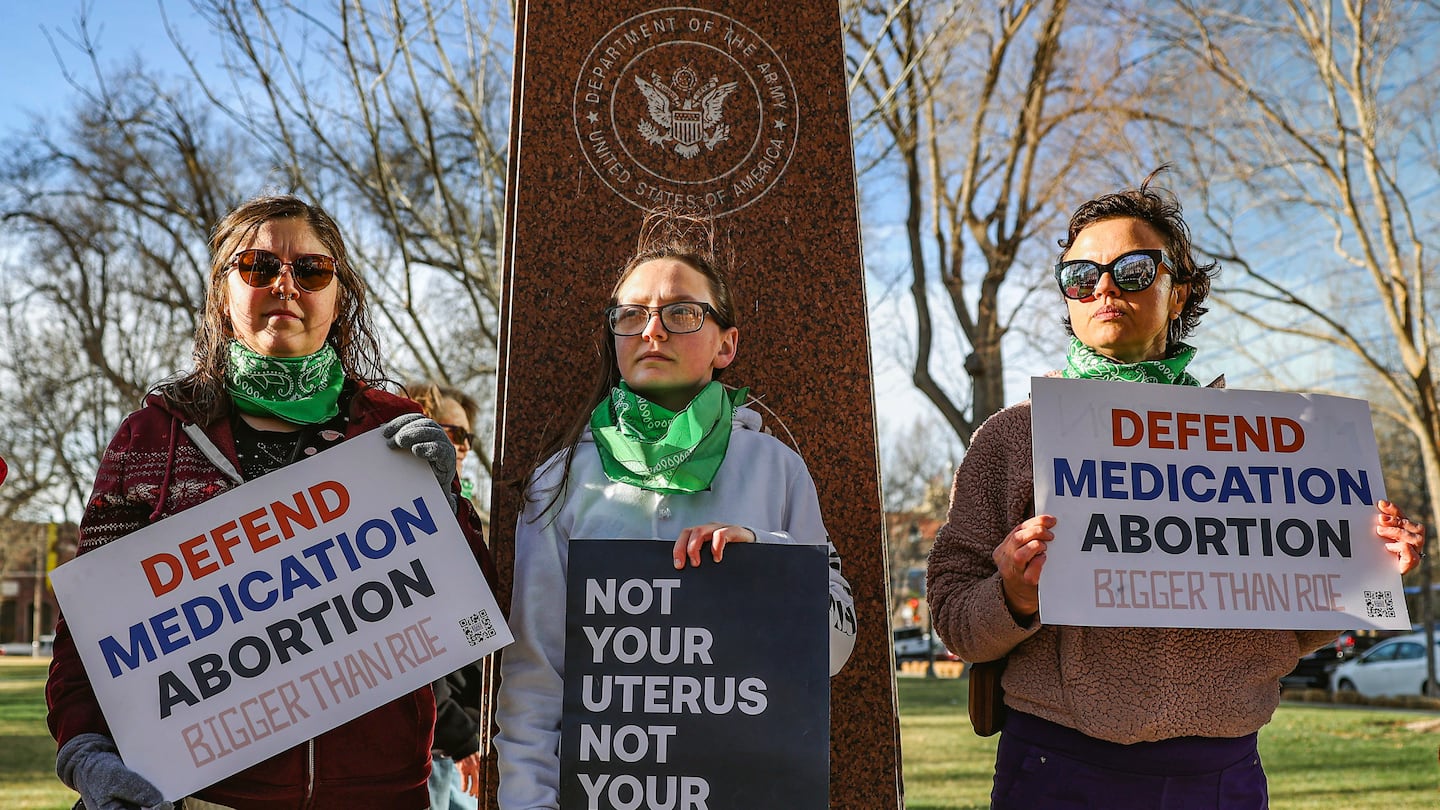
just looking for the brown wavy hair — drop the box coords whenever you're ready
[521,207,740,509]
[156,195,386,422]
[1058,166,1217,347]
[406,380,480,427]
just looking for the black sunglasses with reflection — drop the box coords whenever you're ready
[1055,249,1169,301]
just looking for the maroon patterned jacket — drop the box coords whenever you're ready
[47,384,496,809]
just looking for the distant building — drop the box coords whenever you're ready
[0,519,75,647]
[885,511,942,629]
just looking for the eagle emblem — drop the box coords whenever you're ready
[635,67,739,159]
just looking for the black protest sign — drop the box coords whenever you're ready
[560,540,829,810]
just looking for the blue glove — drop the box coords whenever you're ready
[57,733,172,810]
[384,413,459,513]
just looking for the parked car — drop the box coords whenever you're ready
[1281,630,1381,689]
[892,626,929,661]
[892,626,959,663]
[1330,632,1440,698]
[0,635,53,656]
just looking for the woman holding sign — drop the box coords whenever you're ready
[495,209,858,809]
[47,195,495,809]
[926,171,1426,809]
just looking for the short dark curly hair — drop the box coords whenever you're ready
[1058,166,1217,347]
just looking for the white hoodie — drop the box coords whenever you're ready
[495,406,857,809]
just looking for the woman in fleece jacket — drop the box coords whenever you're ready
[926,170,1426,809]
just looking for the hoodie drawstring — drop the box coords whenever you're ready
[149,416,180,523]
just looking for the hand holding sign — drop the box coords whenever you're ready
[1376,499,1427,573]
[672,523,756,568]
[57,733,172,810]
[993,515,1056,619]
[383,414,458,513]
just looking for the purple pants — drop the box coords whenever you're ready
[991,711,1268,809]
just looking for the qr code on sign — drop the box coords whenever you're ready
[460,610,497,646]
[1364,590,1396,619]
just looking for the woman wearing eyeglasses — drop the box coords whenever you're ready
[926,171,1426,809]
[493,209,858,809]
[46,195,495,810]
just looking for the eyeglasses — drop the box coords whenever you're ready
[605,301,724,336]
[439,423,474,447]
[1055,249,1168,300]
[230,249,338,293]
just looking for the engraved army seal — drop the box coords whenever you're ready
[574,8,799,215]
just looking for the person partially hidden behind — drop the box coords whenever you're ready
[46,195,495,810]
[926,170,1426,809]
[410,380,486,810]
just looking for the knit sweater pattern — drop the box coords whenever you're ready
[47,386,495,809]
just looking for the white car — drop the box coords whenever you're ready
[0,635,53,656]
[1330,632,1440,698]
[892,626,933,662]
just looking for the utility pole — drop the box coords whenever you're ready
[911,522,937,679]
[31,523,45,656]
[1422,495,1436,697]
[924,599,936,679]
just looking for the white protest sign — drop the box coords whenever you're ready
[1032,376,1410,630]
[51,428,512,800]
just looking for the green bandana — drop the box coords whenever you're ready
[1060,337,1200,386]
[589,381,748,494]
[226,341,345,425]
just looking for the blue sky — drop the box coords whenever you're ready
[0,2,212,130]
[0,1,962,443]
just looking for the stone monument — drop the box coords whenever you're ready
[489,2,900,807]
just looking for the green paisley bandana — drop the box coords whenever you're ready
[1060,337,1200,386]
[589,381,748,494]
[226,340,344,425]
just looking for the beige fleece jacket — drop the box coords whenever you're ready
[927,399,1342,743]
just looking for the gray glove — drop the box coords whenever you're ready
[57,733,172,810]
[384,413,459,513]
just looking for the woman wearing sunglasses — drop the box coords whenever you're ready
[410,381,482,506]
[493,209,858,809]
[408,380,486,810]
[926,171,1425,808]
[47,195,495,810]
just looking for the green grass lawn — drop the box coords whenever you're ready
[5,659,1438,809]
[0,659,75,810]
[897,676,1440,809]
